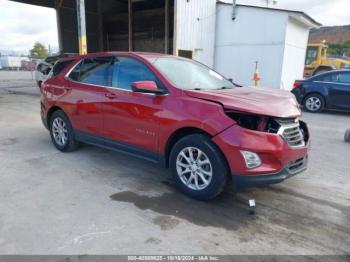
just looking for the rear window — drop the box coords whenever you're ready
[51,59,73,77]
[67,56,114,86]
[313,73,333,82]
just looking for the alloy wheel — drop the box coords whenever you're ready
[305,97,321,112]
[52,117,68,146]
[176,147,213,191]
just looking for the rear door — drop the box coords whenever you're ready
[66,56,114,136]
[328,72,350,109]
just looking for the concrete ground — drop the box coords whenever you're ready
[0,71,349,255]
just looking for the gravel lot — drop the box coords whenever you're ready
[0,71,349,255]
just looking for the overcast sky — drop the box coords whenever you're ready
[0,0,58,53]
[239,0,350,26]
[0,0,350,53]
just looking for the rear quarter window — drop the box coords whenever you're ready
[51,59,74,78]
[312,73,333,82]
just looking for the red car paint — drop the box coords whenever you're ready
[40,52,310,189]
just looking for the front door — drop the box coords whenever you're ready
[328,72,350,109]
[102,56,167,158]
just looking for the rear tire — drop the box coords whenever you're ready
[169,134,228,200]
[303,94,325,113]
[345,130,350,143]
[49,110,79,152]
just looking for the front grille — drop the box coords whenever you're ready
[286,157,307,174]
[276,119,305,147]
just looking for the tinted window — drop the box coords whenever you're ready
[305,47,317,65]
[112,57,157,90]
[335,72,350,84]
[315,73,333,82]
[51,59,73,77]
[68,56,114,86]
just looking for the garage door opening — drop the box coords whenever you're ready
[102,0,174,54]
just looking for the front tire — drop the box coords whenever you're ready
[169,134,228,200]
[49,110,79,152]
[303,94,325,113]
[345,129,350,143]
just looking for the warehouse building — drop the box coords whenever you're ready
[12,0,320,89]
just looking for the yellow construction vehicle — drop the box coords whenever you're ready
[304,42,350,78]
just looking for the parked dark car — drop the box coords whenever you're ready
[292,70,350,113]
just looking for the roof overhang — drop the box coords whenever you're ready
[216,1,322,29]
[288,13,321,29]
[9,0,54,8]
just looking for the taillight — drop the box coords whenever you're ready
[293,82,302,88]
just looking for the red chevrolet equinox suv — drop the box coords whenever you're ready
[40,52,310,200]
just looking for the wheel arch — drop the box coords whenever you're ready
[165,127,232,191]
[164,127,212,168]
[164,127,231,180]
[46,106,65,127]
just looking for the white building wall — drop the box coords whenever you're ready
[280,17,310,90]
[214,5,288,88]
[174,0,216,67]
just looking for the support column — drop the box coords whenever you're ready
[54,0,63,53]
[76,0,87,54]
[97,0,104,51]
[164,0,169,54]
[128,0,133,51]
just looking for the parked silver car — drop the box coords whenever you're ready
[34,53,77,87]
[34,61,52,87]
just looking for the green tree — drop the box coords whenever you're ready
[29,42,48,59]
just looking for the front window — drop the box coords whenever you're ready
[148,57,234,90]
[305,47,318,65]
[336,72,350,84]
[112,57,158,90]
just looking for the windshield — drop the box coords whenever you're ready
[305,47,318,65]
[149,57,234,90]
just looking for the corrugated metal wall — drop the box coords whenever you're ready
[214,5,287,88]
[174,0,216,67]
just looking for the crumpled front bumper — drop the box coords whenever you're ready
[232,156,308,191]
[212,123,310,191]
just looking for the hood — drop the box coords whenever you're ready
[184,87,301,118]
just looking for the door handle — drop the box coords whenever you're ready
[105,93,118,99]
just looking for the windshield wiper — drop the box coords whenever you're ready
[219,86,234,90]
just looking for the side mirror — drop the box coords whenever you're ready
[131,81,164,95]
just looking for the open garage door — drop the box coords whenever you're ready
[103,0,174,54]
[11,0,175,54]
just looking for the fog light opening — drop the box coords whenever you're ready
[240,150,262,169]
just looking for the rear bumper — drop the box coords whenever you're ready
[291,88,304,104]
[232,156,308,191]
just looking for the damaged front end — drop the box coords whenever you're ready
[225,110,309,147]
